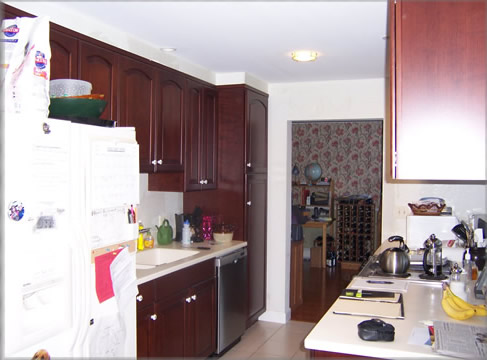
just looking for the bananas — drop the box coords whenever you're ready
[441,283,487,320]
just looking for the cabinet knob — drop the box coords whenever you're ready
[157,159,163,165]
[247,201,252,206]
[199,179,204,184]
[191,294,197,301]
[203,179,208,184]
[151,160,156,165]
[186,297,192,303]
[136,295,143,302]
[150,314,157,321]
[247,162,252,167]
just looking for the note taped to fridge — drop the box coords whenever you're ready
[94,249,123,303]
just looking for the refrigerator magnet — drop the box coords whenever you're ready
[8,201,24,221]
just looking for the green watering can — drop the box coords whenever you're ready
[156,219,173,245]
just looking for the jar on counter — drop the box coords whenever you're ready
[144,231,154,249]
[449,266,468,301]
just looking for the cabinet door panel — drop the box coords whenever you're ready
[246,91,268,174]
[136,305,154,358]
[185,81,203,190]
[50,28,78,80]
[200,87,218,190]
[245,173,267,326]
[154,291,187,357]
[191,278,216,358]
[119,57,155,173]
[393,0,486,180]
[155,70,185,171]
[79,41,118,121]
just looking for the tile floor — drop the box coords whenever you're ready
[220,320,316,359]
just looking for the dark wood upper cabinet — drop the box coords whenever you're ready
[118,56,155,173]
[390,0,486,180]
[185,79,203,190]
[79,41,118,121]
[185,80,218,191]
[50,28,78,80]
[246,92,268,174]
[153,69,185,172]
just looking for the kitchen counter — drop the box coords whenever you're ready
[304,242,487,359]
[136,240,247,285]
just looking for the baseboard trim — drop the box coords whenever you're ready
[258,309,290,324]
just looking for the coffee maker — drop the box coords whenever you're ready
[420,234,448,280]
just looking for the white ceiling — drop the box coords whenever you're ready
[58,1,388,84]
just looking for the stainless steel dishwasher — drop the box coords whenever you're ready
[215,247,248,355]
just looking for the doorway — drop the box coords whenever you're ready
[289,119,384,321]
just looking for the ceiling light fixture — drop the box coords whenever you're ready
[291,50,318,62]
[160,47,177,52]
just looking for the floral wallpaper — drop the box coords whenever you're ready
[292,121,383,206]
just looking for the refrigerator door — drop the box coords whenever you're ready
[70,122,139,357]
[4,115,75,357]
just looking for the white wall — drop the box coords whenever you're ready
[262,79,487,324]
[137,174,183,234]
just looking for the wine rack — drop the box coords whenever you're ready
[334,201,375,266]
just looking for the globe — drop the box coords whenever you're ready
[304,162,322,182]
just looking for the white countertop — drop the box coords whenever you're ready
[304,242,487,358]
[136,240,247,285]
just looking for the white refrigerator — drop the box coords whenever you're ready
[4,113,140,358]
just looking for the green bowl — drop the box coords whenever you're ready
[49,98,107,118]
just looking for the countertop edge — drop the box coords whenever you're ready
[136,240,247,285]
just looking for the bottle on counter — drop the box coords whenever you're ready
[137,222,145,251]
[144,230,154,249]
[182,220,191,247]
[463,249,474,280]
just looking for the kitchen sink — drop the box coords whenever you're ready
[136,248,199,266]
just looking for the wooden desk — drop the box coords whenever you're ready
[303,219,333,268]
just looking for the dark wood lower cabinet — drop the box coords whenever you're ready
[136,260,216,358]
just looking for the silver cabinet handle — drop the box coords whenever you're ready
[247,201,251,206]
[247,162,251,167]
[186,297,192,303]
[203,179,208,184]
[150,314,157,321]
[199,179,204,184]
[151,160,156,165]
[136,295,143,302]
[191,295,197,301]
[157,159,163,165]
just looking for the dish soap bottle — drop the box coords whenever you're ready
[182,220,191,247]
[137,222,145,251]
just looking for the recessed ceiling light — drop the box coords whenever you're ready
[291,50,318,62]
[161,47,177,52]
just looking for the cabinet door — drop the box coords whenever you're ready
[154,69,185,172]
[136,305,155,358]
[246,90,268,174]
[245,173,267,326]
[392,0,486,180]
[49,28,78,80]
[185,79,203,191]
[200,87,218,190]
[79,41,118,121]
[119,57,155,173]
[153,290,187,358]
[189,278,216,358]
